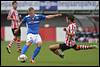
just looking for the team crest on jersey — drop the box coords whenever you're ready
[28,20,39,24]
[35,17,39,19]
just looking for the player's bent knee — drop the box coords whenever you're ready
[37,41,42,47]
[49,45,52,49]
[26,42,32,46]
[73,45,80,50]
[49,45,56,51]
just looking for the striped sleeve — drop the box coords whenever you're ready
[70,23,76,35]
[8,9,13,17]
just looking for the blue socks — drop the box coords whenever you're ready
[21,44,41,60]
[21,45,29,54]
[32,47,41,60]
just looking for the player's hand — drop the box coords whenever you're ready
[14,28,19,34]
[63,28,67,31]
[19,15,22,18]
[19,15,22,20]
[12,19,19,22]
[68,36,72,40]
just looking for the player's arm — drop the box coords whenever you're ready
[14,20,23,34]
[67,32,75,36]
[63,28,67,31]
[46,14,62,19]
[7,15,14,21]
[7,13,14,21]
[63,28,74,36]
[14,17,26,34]
[7,10,15,21]
[18,20,23,29]
[68,25,76,36]
[65,29,74,40]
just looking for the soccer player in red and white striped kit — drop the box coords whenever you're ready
[49,15,98,58]
[6,1,21,53]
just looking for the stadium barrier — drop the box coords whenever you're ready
[1,26,99,43]
[3,26,66,42]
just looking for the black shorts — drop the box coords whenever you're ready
[12,28,21,37]
[59,43,77,51]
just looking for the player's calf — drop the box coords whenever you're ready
[21,42,32,55]
[74,45,98,50]
[7,37,17,48]
[16,38,21,53]
[57,49,64,58]
[31,41,42,61]
[49,44,59,54]
[49,44,64,58]
[6,37,17,54]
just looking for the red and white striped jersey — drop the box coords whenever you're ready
[65,22,77,46]
[8,8,20,29]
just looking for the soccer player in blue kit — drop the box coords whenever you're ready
[15,7,62,63]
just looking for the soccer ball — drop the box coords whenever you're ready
[18,54,27,63]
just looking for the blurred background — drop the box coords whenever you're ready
[1,1,99,43]
[1,1,99,66]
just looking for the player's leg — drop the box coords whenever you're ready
[49,44,61,55]
[73,44,98,50]
[21,34,33,55]
[16,37,21,53]
[6,28,17,54]
[31,41,42,63]
[31,34,42,63]
[6,36,17,54]
[49,43,69,58]
[21,41,32,54]
[15,28,21,53]
[7,36,17,48]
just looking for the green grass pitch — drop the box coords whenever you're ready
[1,41,99,66]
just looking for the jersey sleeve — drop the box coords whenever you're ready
[39,14,46,21]
[8,9,13,17]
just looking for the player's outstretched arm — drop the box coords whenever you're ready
[46,14,62,19]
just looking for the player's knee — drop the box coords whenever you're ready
[17,37,20,41]
[26,42,32,46]
[49,45,52,49]
[73,45,80,50]
[49,45,54,51]
[16,38,21,43]
[37,41,42,47]
[49,44,60,50]
[17,36,20,39]
[13,36,17,41]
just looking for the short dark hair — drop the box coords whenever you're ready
[68,15,75,22]
[28,7,34,11]
[12,1,17,5]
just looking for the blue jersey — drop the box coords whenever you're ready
[22,14,46,34]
